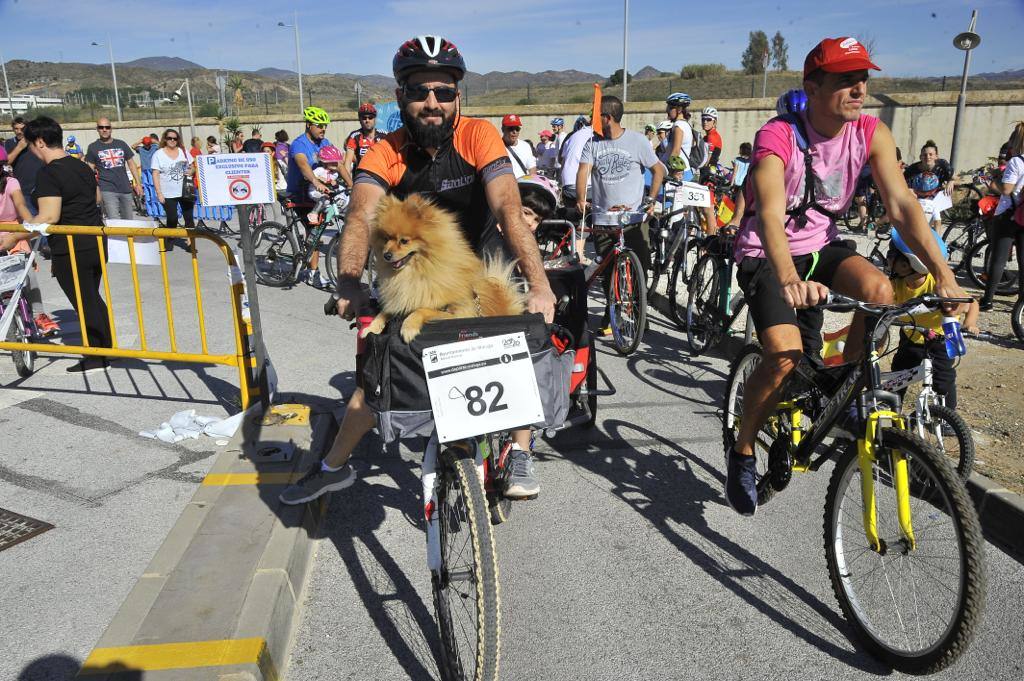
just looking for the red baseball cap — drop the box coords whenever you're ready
[502,114,522,128]
[803,37,881,78]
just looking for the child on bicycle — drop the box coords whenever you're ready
[886,229,978,410]
[0,157,59,336]
[300,145,344,287]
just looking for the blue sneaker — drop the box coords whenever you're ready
[725,449,758,516]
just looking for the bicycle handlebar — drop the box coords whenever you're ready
[821,293,973,316]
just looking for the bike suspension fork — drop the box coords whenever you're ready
[423,433,442,571]
[858,410,915,553]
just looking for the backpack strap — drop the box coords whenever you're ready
[781,113,840,230]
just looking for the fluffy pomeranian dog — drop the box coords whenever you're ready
[362,194,526,342]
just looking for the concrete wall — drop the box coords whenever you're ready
[57,90,1023,173]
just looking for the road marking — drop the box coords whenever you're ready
[202,472,302,486]
[78,637,278,678]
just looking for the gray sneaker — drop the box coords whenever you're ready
[503,448,540,499]
[279,463,356,505]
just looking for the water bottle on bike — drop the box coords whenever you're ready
[942,316,967,358]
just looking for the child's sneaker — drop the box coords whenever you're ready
[34,313,60,337]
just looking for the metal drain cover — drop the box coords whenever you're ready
[0,508,54,552]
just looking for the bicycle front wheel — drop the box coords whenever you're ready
[324,232,341,291]
[667,233,699,329]
[824,428,985,674]
[8,314,35,377]
[433,447,500,681]
[608,249,647,355]
[686,253,719,354]
[966,238,1018,294]
[252,221,300,286]
[913,403,975,481]
[1012,295,1024,341]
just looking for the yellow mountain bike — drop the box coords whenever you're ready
[722,293,985,674]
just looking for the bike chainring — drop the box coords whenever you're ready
[767,436,793,493]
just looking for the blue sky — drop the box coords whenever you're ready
[1,0,1021,78]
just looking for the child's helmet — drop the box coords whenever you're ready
[317,145,343,163]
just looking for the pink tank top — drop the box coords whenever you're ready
[734,112,878,261]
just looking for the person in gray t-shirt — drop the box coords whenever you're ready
[576,95,665,329]
[577,98,664,214]
[84,117,143,219]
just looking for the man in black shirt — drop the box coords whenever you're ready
[4,117,45,213]
[1,116,112,373]
[241,128,264,153]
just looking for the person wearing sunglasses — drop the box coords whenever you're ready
[279,35,556,507]
[341,102,385,188]
[84,117,142,220]
[501,113,536,179]
[285,106,334,204]
[151,129,195,230]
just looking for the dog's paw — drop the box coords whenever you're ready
[400,318,423,343]
[361,316,386,338]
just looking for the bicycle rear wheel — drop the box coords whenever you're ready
[824,428,985,673]
[941,221,973,270]
[722,344,780,505]
[8,315,35,377]
[966,238,1018,294]
[251,221,300,286]
[685,253,719,354]
[608,249,647,355]
[432,446,500,681]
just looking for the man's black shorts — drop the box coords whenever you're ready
[741,241,860,342]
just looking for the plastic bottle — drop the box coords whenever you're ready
[942,316,966,358]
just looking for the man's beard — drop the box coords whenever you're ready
[402,105,456,148]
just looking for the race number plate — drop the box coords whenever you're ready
[673,181,712,208]
[424,332,544,443]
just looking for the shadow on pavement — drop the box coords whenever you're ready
[244,379,445,680]
[16,653,143,680]
[561,417,891,675]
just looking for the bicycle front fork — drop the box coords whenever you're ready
[423,434,487,572]
[857,410,915,554]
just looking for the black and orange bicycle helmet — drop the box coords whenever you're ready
[393,35,467,84]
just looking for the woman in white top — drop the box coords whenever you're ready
[980,122,1024,309]
[151,128,195,230]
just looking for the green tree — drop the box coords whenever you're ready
[741,31,770,75]
[771,31,789,71]
[606,68,633,86]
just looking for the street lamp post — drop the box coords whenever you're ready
[171,78,195,142]
[949,10,981,174]
[278,11,304,115]
[91,38,123,122]
[622,0,629,103]
[0,51,14,121]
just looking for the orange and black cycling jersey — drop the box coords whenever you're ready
[355,116,513,255]
[345,129,385,169]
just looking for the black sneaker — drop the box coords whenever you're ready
[278,463,356,505]
[66,357,109,374]
[725,449,757,516]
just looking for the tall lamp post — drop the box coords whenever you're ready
[171,78,195,142]
[621,0,629,103]
[949,10,981,174]
[0,51,14,121]
[91,37,123,122]
[278,12,305,114]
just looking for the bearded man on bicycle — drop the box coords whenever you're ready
[279,35,556,506]
[725,37,968,516]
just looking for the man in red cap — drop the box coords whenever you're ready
[341,102,385,187]
[723,37,969,517]
[501,113,536,178]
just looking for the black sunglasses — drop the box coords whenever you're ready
[402,84,458,103]
[359,114,376,119]
[97,125,112,130]
[165,135,179,141]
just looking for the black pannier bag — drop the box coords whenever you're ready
[362,313,572,442]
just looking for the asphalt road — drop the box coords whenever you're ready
[1,228,1020,681]
[287,296,1024,680]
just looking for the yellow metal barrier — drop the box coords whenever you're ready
[0,223,259,408]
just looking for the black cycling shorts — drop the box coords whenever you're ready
[737,242,861,359]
